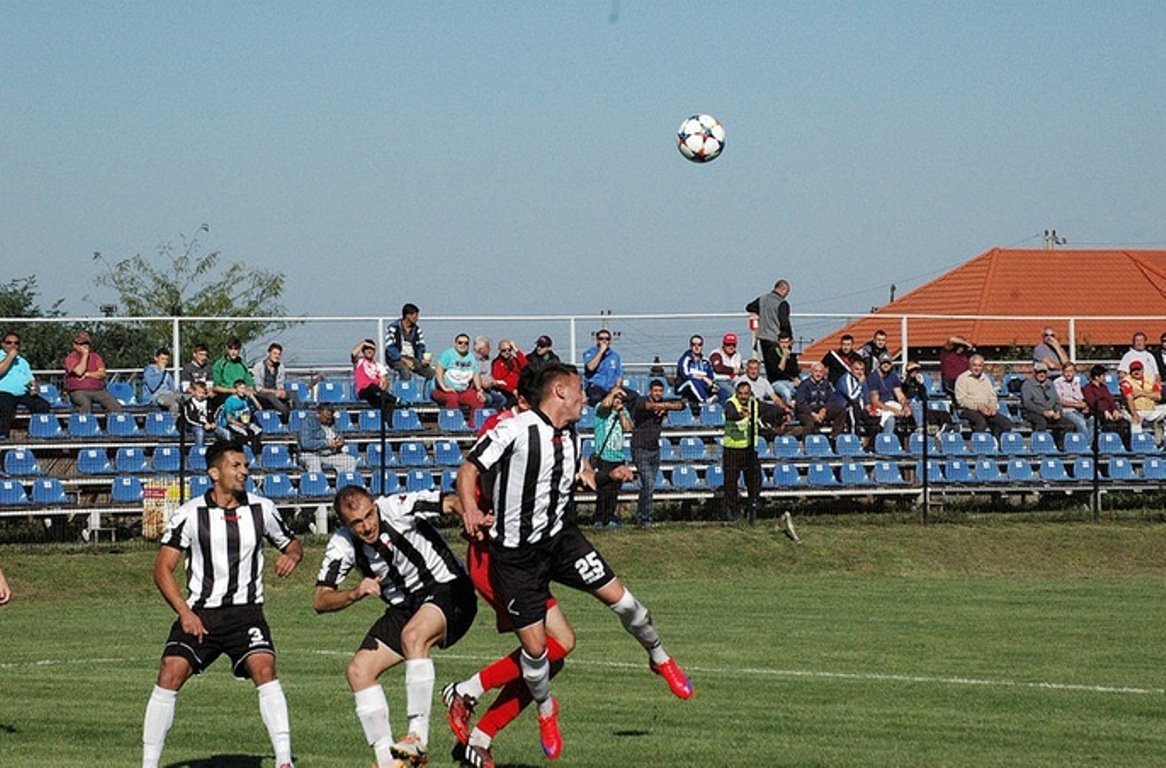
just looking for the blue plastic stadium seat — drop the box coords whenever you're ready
[254,410,287,435]
[969,432,999,456]
[940,432,968,456]
[4,449,44,476]
[286,409,308,434]
[107,412,141,437]
[405,469,435,492]
[38,382,63,406]
[398,440,431,467]
[908,433,937,456]
[975,458,1005,483]
[433,440,463,466]
[0,479,30,506]
[391,379,424,404]
[1039,457,1071,482]
[31,477,72,505]
[657,437,677,461]
[28,413,65,440]
[298,471,333,498]
[670,465,703,489]
[77,448,113,475]
[1029,431,1057,456]
[874,433,906,457]
[390,408,424,432]
[677,437,706,461]
[370,470,401,495]
[872,461,907,485]
[340,442,362,468]
[754,438,773,459]
[771,462,803,488]
[773,434,803,459]
[189,474,213,497]
[1005,458,1035,482]
[580,438,594,459]
[839,461,871,485]
[1106,457,1137,481]
[915,459,944,484]
[1061,432,1088,455]
[473,408,498,428]
[835,433,865,456]
[187,446,208,472]
[1098,432,1125,455]
[68,413,102,438]
[664,407,696,428]
[999,432,1029,456]
[705,464,724,488]
[438,408,472,433]
[286,379,313,406]
[260,444,296,470]
[316,380,350,404]
[335,471,365,491]
[699,403,725,427]
[352,409,379,433]
[149,445,180,474]
[440,468,457,492]
[807,461,839,486]
[804,433,834,457]
[1129,432,1160,456]
[263,472,297,499]
[944,458,973,483]
[1142,456,1166,481]
[108,381,137,406]
[145,411,178,438]
[1071,456,1096,480]
[111,475,145,504]
[365,443,397,468]
[1103,372,1120,396]
[114,447,151,474]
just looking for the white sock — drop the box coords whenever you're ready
[404,658,435,747]
[610,589,668,665]
[256,679,293,767]
[520,649,551,704]
[142,685,177,768]
[354,684,395,766]
[460,672,485,700]
[468,727,493,749]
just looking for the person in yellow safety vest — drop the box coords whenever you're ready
[723,379,762,523]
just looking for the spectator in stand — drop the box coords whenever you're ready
[490,339,527,407]
[630,379,685,527]
[857,329,891,371]
[0,331,51,440]
[1118,332,1159,378]
[1033,328,1069,371]
[1083,365,1131,447]
[1020,362,1074,447]
[178,343,212,395]
[867,354,911,433]
[210,337,254,411]
[821,334,860,385]
[351,339,397,422]
[525,334,560,373]
[1155,332,1166,379]
[795,362,846,437]
[747,279,792,383]
[431,333,486,428]
[708,333,743,398]
[63,330,124,414]
[939,335,975,396]
[675,335,717,405]
[181,380,226,447]
[733,358,793,431]
[1119,360,1166,442]
[250,343,296,421]
[954,354,1013,438]
[218,378,263,455]
[582,328,625,405]
[472,336,508,411]
[592,386,633,528]
[901,360,949,433]
[835,359,885,443]
[769,331,801,406]
[297,404,357,474]
[385,302,436,381]
[142,347,181,419]
[1053,362,1092,443]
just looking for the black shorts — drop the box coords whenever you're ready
[162,604,275,680]
[360,575,477,656]
[490,525,617,631]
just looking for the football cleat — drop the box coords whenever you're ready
[536,697,563,760]
[452,741,495,768]
[389,732,428,766]
[441,681,477,744]
[650,657,694,700]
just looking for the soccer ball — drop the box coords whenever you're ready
[677,114,725,163]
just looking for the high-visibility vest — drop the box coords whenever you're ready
[723,394,758,450]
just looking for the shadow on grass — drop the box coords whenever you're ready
[165,756,263,768]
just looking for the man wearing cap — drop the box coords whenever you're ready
[1119,360,1166,441]
[1020,362,1074,447]
[63,330,124,414]
[526,335,560,374]
[581,329,626,406]
[297,404,356,474]
[709,333,743,393]
[867,354,911,432]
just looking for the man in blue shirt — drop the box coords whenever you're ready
[0,331,51,439]
[582,329,632,406]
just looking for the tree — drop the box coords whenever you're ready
[91,224,296,367]
[0,276,70,369]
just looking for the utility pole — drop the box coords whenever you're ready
[1043,229,1067,249]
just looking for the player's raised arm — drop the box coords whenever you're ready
[313,577,381,614]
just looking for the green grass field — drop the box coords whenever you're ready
[1,516,1164,767]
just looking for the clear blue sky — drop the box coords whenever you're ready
[3,1,1165,324]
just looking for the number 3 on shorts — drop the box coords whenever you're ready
[574,552,606,584]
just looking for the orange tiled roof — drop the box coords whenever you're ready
[802,248,1166,360]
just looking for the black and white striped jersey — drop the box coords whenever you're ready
[315,489,467,606]
[466,408,580,549]
[160,491,297,610]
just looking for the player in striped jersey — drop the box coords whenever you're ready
[142,442,303,768]
[454,363,692,764]
[314,486,477,768]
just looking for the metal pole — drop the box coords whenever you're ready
[920,377,929,523]
[1090,408,1100,521]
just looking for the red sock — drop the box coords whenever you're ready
[479,636,567,690]
[477,658,564,738]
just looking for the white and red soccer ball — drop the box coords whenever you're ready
[677,114,725,163]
